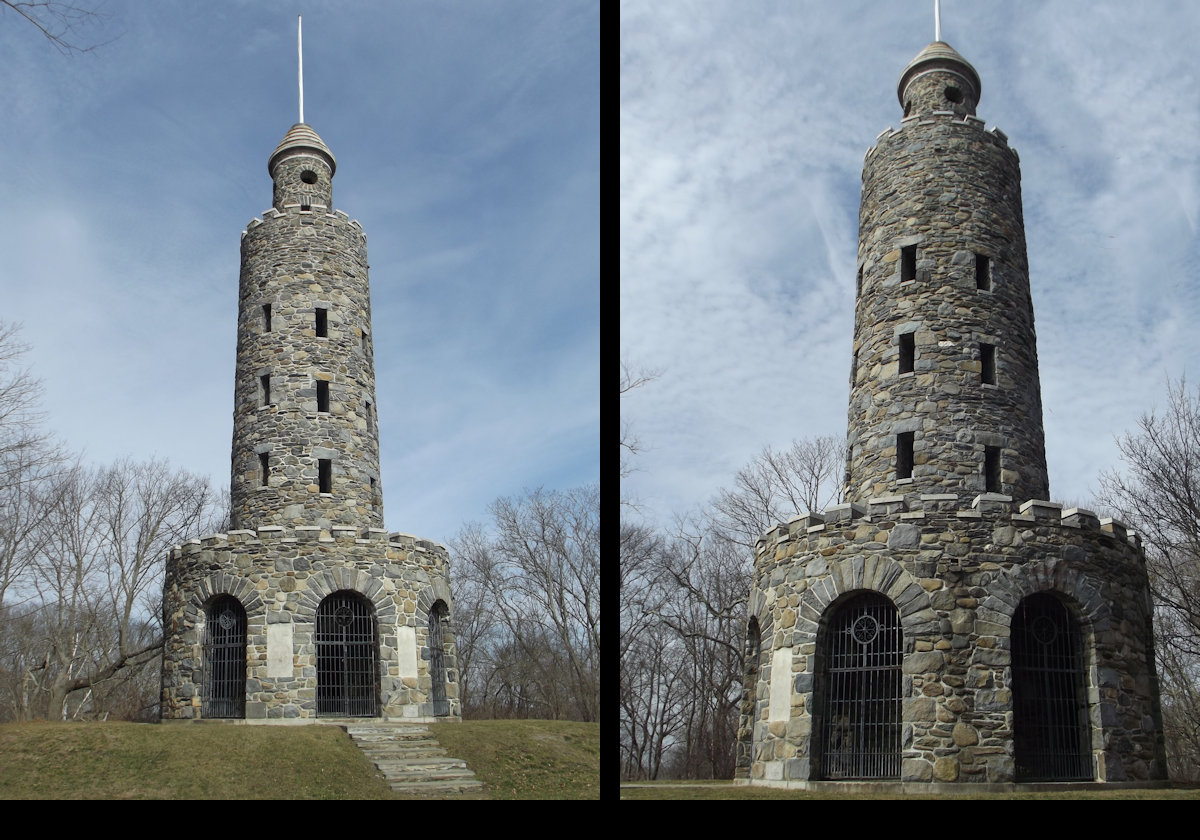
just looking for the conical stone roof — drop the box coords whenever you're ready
[268,122,337,176]
[896,41,981,107]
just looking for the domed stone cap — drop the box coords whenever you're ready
[268,122,337,177]
[897,41,981,109]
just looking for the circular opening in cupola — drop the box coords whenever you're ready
[300,170,318,184]
[944,85,964,104]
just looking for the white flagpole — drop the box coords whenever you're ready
[935,0,942,42]
[298,15,305,124]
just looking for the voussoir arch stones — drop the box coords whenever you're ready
[980,556,1112,636]
[295,565,396,624]
[792,554,938,640]
[185,572,265,625]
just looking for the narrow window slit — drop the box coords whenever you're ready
[317,380,330,413]
[318,458,332,494]
[899,332,915,374]
[316,308,328,338]
[897,432,914,480]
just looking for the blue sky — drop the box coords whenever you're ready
[621,1,1200,527]
[0,1,598,542]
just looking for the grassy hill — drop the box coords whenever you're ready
[0,719,598,800]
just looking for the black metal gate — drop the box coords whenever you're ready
[817,592,902,779]
[1012,593,1092,781]
[428,602,449,716]
[202,595,246,718]
[316,592,378,717]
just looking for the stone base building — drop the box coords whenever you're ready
[735,39,1167,786]
[161,118,460,723]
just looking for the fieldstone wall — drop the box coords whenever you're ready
[849,112,1048,505]
[232,204,382,530]
[161,526,460,721]
[735,495,1167,785]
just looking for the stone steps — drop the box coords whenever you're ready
[343,722,484,796]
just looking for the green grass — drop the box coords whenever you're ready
[621,780,1200,800]
[0,719,598,799]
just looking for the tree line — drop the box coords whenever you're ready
[0,322,599,723]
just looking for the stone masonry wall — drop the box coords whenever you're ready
[161,526,460,721]
[736,495,1167,785]
[848,113,1048,505]
[232,204,382,530]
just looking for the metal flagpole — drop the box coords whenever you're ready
[298,15,304,124]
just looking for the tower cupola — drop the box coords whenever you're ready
[897,41,980,118]
[269,122,336,210]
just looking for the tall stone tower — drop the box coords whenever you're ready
[161,118,461,723]
[736,40,1166,786]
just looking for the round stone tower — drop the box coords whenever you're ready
[848,41,1047,505]
[736,40,1166,788]
[232,123,382,530]
[161,121,461,723]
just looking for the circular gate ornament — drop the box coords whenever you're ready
[218,609,236,630]
[1031,614,1058,645]
[851,614,880,645]
[335,605,354,627]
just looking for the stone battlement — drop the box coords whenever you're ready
[866,111,1011,162]
[755,495,1141,566]
[170,526,448,560]
[242,205,364,239]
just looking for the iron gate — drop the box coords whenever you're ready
[1011,593,1092,781]
[817,592,902,779]
[428,602,449,716]
[316,592,379,717]
[202,595,247,718]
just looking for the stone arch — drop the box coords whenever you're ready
[184,571,264,636]
[415,579,459,716]
[295,563,395,625]
[795,554,938,645]
[984,558,1110,781]
[314,589,380,717]
[201,594,247,719]
[735,616,765,777]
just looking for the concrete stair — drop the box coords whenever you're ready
[342,722,484,796]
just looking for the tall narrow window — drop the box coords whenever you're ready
[985,446,1002,493]
[899,332,915,374]
[901,245,917,283]
[318,458,332,493]
[259,452,270,486]
[262,303,272,332]
[361,330,369,353]
[975,254,992,290]
[369,476,377,508]
[981,343,997,385]
[316,308,328,338]
[260,374,271,406]
[896,432,914,480]
[317,380,330,413]
[856,265,863,297]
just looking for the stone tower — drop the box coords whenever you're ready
[161,119,461,723]
[736,40,1166,786]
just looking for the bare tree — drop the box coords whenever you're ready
[710,435,846,550]
[14,458,218,720]
[620,360,660,483]
[450,484,599,722]
[1098,378,1200,779]
[1,0,113,55]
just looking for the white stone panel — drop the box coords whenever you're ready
[397,625,418,679]
[768,646,792,722]
[267,623,294,678]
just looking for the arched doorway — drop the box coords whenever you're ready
[815,592,902,779]
[316,591,379,717]
[428,600,449,716]
[202,595,247,718]
[1011,592,1092,781]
